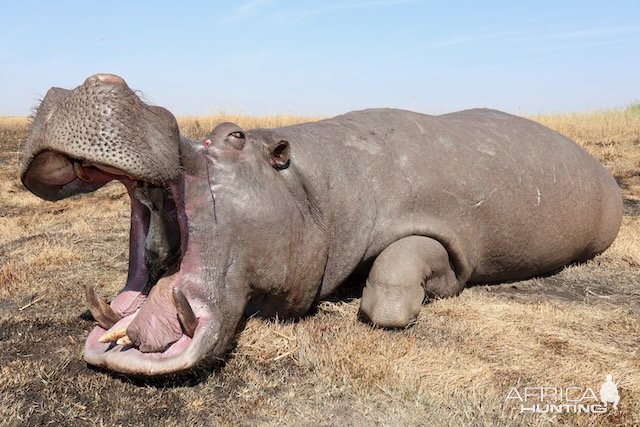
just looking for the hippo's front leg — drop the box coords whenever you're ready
[358,236,463,327]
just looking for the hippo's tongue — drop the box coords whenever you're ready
[122,274,184,353]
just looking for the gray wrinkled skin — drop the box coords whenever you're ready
[19,74,622,376]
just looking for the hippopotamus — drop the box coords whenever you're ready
[19,74,622,376]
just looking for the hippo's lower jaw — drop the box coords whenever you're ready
[79,173,223,376]
[83,305,218,377]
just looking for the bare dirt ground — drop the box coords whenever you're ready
[0,111,639,426]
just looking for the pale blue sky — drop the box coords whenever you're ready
[1,1,639,116]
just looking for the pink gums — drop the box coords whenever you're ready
[109,179,152,317]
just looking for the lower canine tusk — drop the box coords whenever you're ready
[85,285,122,329]
[172,288,197,337]
[74,162,93,182]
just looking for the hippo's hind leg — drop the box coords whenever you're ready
[358,236,462,328]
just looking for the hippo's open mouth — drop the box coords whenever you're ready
[19,75,223,375]
[26,151,223,375]
[23,150,214,373]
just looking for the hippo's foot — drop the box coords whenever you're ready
[358,236,462,328]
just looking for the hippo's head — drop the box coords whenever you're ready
[19,75,325,376]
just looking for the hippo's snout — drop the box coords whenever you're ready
[20,73,182,200]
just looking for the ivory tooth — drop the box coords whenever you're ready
[73,162,93,182]
[116,335,132,346]
[85,285,122,329]
[98,327,128,344]
[172,288,197,337]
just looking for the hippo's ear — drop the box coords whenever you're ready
[266,140,290,169]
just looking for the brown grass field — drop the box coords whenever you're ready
[0,107,639,426]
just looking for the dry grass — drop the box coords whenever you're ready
[531,105,640,198]
[1,110,639,426]
[177,114,324,141]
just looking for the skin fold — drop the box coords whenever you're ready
[19,74,622,376]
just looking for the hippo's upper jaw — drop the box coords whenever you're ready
[20,74,232,376]
[21,74,182,200]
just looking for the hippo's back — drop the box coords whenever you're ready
[276,108,622,285]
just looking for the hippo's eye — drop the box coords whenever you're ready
[229,131,245,139]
